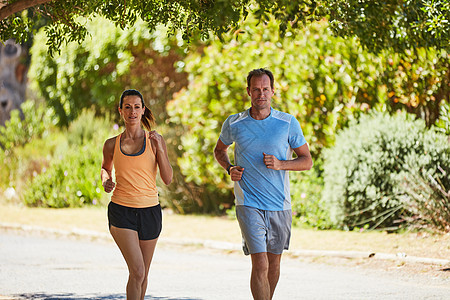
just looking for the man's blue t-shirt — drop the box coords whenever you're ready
[219,108,307,211]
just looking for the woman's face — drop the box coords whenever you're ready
[119,95,145,126]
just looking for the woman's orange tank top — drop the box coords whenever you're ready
[111,132,158,208]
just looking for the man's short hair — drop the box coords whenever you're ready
[247,68,274,89]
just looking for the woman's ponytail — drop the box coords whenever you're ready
[141,106,155,131]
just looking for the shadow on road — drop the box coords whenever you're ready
[13,293,203,300]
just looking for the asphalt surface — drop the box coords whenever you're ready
[1,231,449,300]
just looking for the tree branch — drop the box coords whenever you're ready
[0,0,54,21]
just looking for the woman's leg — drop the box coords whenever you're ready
[138,238,158,300]
[110,225,146,300]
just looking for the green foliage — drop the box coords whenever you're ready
[21,110,116,208]
[22,141,105,208]
[28,17,141,126]
[28,16,200,212]
[0,104,117,208]
[380,48,449,126]
[290,159,331,229]
[2,0,447,55]
[0,0,323,56]
[28,16,188,127]
[322,112,450,230]
[0,100,55,150]
[0,100,56,190]
[155,122,233,215]
[167,17,448,213]
[67,108,113,146]
[400,167,450,232]
[327,0,450,53]
[436,101,450,135]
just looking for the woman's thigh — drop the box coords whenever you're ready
[139,238,158,274]
[110,226,145,274]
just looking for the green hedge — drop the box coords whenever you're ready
[322,112,450,230]
[22,110,116,208]
[290,159,331,229]
[0,100,55,150]
[0,100,56,192]
[22,142,104,207]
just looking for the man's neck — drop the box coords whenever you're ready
[250,107,271,120]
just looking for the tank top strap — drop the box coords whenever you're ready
[113,133,121,156]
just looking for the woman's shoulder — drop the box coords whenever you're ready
[103,134,119,151]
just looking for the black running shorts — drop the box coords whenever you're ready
[108,201,162,240]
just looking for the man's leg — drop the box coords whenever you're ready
[267,252,282,299]
[250,252,270,300]
[250,252,282,300]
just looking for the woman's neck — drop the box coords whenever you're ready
[123,126,144,139]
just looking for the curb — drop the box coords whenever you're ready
[1,222,449,266]
[287,249,450,265]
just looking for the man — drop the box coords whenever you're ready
[214,68,313,300]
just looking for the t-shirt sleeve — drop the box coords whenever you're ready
[288,117,307,149]
[219,116,234,146]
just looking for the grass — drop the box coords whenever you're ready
[1,202,449,260]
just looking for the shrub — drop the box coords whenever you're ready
[2,132,65,199]
[0,100,56,191]
[0,99,55,150]
[322,112,450,230]
[67,108,113,146]
[400,167,450,232]
[22,140,106,208]
[290,159,331,229]
[21,110,117,207]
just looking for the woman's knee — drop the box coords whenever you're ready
[129,262,146,283]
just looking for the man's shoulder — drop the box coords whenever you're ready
[271,109,294,123]
[227,109,250,126]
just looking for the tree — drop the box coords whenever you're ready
[327,0,450,53]
[0,0,321,56]
[1,0,448,55]
[165,16,448,214]
[28,17,188,126]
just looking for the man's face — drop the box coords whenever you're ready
[247,74,274,111]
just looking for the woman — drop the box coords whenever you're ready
[101,89,172,300]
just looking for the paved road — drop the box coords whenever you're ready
[0,231,449,300]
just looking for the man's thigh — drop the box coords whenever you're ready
[236,205,292,255]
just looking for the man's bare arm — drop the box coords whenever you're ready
[263,143,313,171]
[214,139,232,170]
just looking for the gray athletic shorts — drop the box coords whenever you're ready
[235,205,292,255]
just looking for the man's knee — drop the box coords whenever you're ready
[267,253,281,267]
[251,253,270,274]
